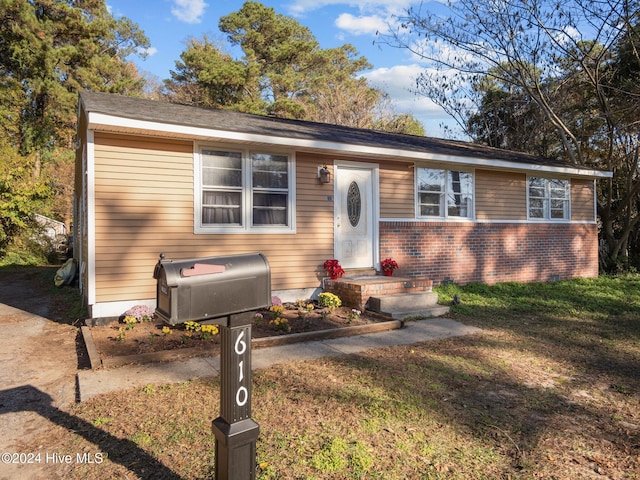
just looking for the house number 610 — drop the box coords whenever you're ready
[235,329,248,407]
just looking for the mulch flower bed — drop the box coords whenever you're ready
[84,301,396,368]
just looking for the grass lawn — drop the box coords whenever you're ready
[24,275,640,479]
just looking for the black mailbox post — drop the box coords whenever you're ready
[154,253,271,480]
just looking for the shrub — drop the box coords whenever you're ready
[123,305,154,322]
[318,292,342,309]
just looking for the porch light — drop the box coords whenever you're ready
[318,165,331,184]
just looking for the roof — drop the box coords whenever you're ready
[78,90,611,178]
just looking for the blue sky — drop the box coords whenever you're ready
[106,0,452,136]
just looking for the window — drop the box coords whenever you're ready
[417,168,474,219]
[201,150,243,225]
[251,153,289,226]
[528,177,569,220]
[198,147,294,232]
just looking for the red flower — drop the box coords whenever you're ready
[381,258,399,271]
[323,259,345,280]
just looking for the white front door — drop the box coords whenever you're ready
[334,163,377,269]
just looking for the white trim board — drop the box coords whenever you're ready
[86,112,612,179]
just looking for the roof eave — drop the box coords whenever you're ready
[85,111,613,179]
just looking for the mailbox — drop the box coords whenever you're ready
[153,253,271,325]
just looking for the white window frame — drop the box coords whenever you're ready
[527,176,570,221]
[416,167,475,220]
[194,144,296,234]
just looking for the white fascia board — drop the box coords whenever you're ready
[87,112,613,179]
[86,130,96,306]
[416,156,613,179]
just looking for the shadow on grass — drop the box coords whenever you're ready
[252,275,640,476]
[279,338,639,476]
[0,385,182,479]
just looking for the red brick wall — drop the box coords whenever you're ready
[380,221,599,285]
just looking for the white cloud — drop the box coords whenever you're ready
[363,63,463,136]
[286,0,411,17]
[139,47,158,57]
[335,13,388,35]
[171,0,207,24]
[363,64,442,118]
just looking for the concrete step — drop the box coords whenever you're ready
[367,291,440,312]
[343,267,377,278]
[367,291,449,320]
[381,305,451,320]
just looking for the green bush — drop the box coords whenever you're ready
[318,292,342,309]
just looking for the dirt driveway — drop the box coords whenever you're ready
[0,267,80,480]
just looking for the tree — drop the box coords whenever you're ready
[466,68,559,156]
[0,0,149,155]
[0,140,51,257]
[0,0,150,258]
[164,1,424,134]
[383,0,640,269]
[377,113,426,137]
[164,36,262,112]
[294,43,377,127]
[218,0,320,118]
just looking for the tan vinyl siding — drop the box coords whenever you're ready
[571,179,595,222]
[93,133,193,303]
[475,170,527,220]
[92,138,335,303]
[292,152,339,280]
[379,160,414,218]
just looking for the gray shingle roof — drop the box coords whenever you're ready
[79,90,602,172]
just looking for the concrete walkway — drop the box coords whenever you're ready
[77,317,481,401]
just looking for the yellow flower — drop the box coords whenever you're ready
[201,324,219,335]
[184,321,202,332]
[269,304,285,315]
[162,326,171,335]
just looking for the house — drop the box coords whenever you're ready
[34,213,69,257]
[34,213,67,241]
[74,91,611,318]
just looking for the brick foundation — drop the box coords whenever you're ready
[380,221,599,285]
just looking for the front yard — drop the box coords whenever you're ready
[15,275,640,479]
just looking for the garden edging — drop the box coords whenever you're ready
[81,318,404,370]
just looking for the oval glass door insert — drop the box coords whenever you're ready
[347,181,361,227]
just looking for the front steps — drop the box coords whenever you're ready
[325,275,449,320]
[367,291,450,320]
